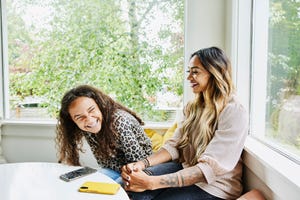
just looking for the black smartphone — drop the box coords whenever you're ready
[59,166,97,182]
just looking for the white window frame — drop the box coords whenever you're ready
[250,0,269,140]
[241,0,300,198]
[1,0,300,198]
[0,0,8,119]
[251,0,300,164]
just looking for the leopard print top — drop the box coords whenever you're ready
[84,109,152,172]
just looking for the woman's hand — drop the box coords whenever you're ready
[121,167,154,192]
[121,160,145,175]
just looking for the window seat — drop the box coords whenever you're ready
[242,137,300,200]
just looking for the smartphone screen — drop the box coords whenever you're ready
[59,166,97,182]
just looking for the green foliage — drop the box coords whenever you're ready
[266,0,300,128]
[8,0,184,121]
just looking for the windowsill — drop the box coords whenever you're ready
[243,136,300,199]
[1,119,172,126]
[1,119,57,126]
[143,122,174,129]
[1,120,172,139]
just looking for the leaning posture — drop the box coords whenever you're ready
[56,85,153,183]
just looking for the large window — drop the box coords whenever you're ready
[251,0,300,162]
[5,0,184,122]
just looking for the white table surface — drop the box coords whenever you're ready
[0,162,129,200]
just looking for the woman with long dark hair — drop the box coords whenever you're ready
[56,85,152,183]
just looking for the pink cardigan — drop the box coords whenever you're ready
[163,96,248,199]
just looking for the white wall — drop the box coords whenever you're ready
[184,0,226,103]
[1,121,168,168]
[1,121,99,167]
[243,137,300,200]
[1,122,57,163]
[0,123,6,163]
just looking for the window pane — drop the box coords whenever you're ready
[252,0,300,161]
[266,0,300,159]
[7,0,184,122]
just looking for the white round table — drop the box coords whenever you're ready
[0,162,129,200]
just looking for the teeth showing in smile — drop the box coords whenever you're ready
[191,83,198,87]
[86,120,98,128]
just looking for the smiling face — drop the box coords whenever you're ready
[68,96,103,134]
[187,55,211,94]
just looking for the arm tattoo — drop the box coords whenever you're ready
[159,174,179,187]
[180,166,204,186]
[180,172,185,186]
[158,166,204,188]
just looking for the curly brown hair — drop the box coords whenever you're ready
[55,85,144,166]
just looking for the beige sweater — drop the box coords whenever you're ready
[163,96,248,199]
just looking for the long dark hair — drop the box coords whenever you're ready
[55,85,144,165]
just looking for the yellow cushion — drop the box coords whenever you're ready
[163,123,177,144]
[144,129,163,152]
[144,123,177,152]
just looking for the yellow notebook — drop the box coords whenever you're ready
[78,181,121,195]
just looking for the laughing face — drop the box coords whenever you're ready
[187,55,211,94]
[68,96,103,134]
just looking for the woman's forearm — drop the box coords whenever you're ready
[146,148,172,167]
[129,148,172,172]
[150,165,204,190]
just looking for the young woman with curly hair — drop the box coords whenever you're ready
[121,47,248,199]
[56,85,152,183]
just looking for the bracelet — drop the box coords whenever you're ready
[141,158,150,168]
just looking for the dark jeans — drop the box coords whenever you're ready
[128,162,224,200]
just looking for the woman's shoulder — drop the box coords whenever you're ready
[225,95,246,111]
[220,95,248,121]
[114,109,133,119]
[113,109,139,125]
[112,109,144,136]
[217,95,249,133]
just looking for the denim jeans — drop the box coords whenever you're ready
[99,168,123,184]
[128,162,224,200]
